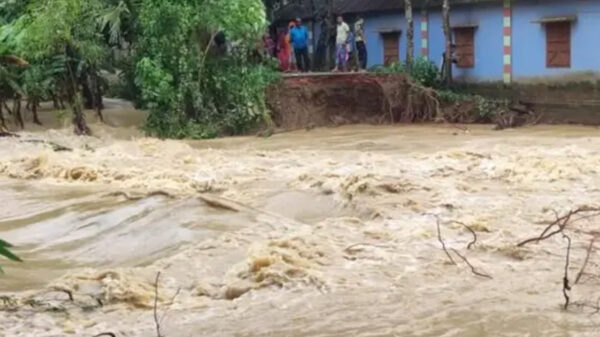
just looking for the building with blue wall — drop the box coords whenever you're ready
[274,0,600,84]
[358,0,600,83]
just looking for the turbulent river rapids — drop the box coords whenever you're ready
[1,104,600,336]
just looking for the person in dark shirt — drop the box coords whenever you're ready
[354,17,368,71]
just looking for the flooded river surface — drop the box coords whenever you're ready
[1,120,600,336]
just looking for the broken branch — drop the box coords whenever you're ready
[450,220,477,249]
[434,215,456,265]
[451,248,493,279]
[563,233,572,310]
[574,237,596,285]
[517,208,598,247]
[159,287,181,326]
[153,272,163,337]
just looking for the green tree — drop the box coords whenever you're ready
[136,0,276,139]
[20,58,65,125]
[0,17,27,129]
[14,0,110,134]
[1,0,275,138]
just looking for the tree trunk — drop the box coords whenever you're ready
[69,87,91,135]
[13,96,24,129]
[65,46,91,136]
[442,0,452,86]
[81,73,95,110]
[51,92,61,109]
[72,97,90,135]
[0,98,5,129]
[32,99,42,125]
[93,72,104,123]
[405,0,414,69]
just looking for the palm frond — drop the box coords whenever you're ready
[0,238,22,272]
[98,1,130,44]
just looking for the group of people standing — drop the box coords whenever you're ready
[333,16,368,72]
[264,16,368,73]
[268,19,309,72]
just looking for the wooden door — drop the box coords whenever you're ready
[546,22,571,68]
[382,33,400,65]
[454,27,475,68]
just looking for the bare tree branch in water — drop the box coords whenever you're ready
[429,215,490,278]
[153,272,163,337]
[517,208,600,247]
[562,233,572,310]
[432,215,456,265]
[449,220,477,249]
[517,208,600,311]
[573,297,600,315]
[152,271,181,337]
[450,248,493,279]
[48,287,74,301]
[159,287,181,327]
[575,237,596,285]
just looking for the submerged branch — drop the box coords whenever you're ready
[574,237,596,285]
[433,215,456,265]
[153,272,163,337]
[563,234,572,310]
[450,220,477,249]
[451,248,493,279]
[517,208,600,247]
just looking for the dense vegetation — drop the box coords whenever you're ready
[372,58,508,123]
[0,0,277,138]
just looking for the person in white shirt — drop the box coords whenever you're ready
[333,16,350,72]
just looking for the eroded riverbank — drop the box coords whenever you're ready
[1,124,600,336]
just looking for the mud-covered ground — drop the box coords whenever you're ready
[1,114,600,336]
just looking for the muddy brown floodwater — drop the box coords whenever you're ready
[1,110,600,336]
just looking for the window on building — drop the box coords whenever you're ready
[381,32,400,65]
[546,21,571,68]
[454,27,475,68]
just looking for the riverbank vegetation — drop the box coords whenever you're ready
[1,0,536,138]
[1,0,277,138]
[371,58,517,125]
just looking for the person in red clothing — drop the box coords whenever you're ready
[277,29,291,71]
[286,21,298,71]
